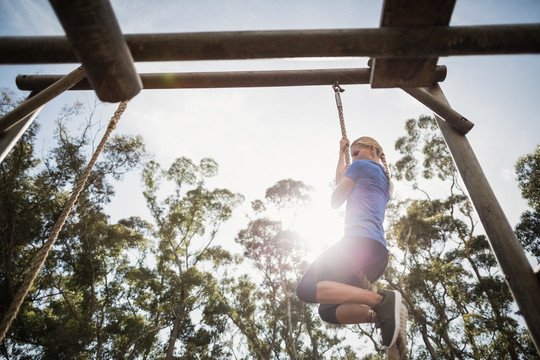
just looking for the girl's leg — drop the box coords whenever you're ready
[335,304,374,324]
[316,280,382,307]
[318,287,403,348]
[318,302,376,324]
[316,280,381,325]
[300,239,401,347]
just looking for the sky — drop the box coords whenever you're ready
[1,0,539,259]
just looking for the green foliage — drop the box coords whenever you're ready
[393,115,456,183]
[138,156,244,359]
[516,145,540,210]
[514,145,540,261]
[0,95,149,359]
[388,115,535,359]
[1,94,244,358]
[264,179,314,209]
[515,210,540,260]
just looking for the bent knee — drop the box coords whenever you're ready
[296,279,317,303]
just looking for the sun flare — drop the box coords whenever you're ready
[292,188,345,260]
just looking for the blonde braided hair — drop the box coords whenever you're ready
[351,136,394,197]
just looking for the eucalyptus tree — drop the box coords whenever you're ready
[138,157,244,359]
[0,93,148,359]
[514,145,540,261]
[386,115,536,359]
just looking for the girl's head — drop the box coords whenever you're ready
[350,136,384,161]
[351,136,394,195]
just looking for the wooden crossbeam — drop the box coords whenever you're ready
[1,25,539,64]
[15,67,447,91]
[370,0,456,88]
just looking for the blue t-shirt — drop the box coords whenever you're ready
[344,159,390,247]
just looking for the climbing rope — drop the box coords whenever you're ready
[0,100,129,341]
[332,82,351,166]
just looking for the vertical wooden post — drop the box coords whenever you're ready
[425,83,540,353]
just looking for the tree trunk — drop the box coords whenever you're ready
[303,308,319,360]
[165,305,184,360]
[279,265,298,360]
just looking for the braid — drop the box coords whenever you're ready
[380,152,395,198]
[380,153,391,181]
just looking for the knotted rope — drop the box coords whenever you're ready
[0,100,129,341]
[333,82,351,166]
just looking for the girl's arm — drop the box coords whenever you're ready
[331,176,354,209]
[331,137,354,209]
[335,137,349,184]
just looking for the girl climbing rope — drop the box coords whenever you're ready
[296,84,402,349]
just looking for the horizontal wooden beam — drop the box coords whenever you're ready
[1,24,539,64]
[15,66,447,91]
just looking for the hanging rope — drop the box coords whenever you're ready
[332,82,351,166]
[0,100,129,341]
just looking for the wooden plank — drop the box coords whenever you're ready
[370,0,456,88]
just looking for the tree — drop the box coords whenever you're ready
[387,115,537,359]
[136,156,244,359]
[0,90,53,359]
[0,94,148,359]
[514,145,540,260]
[229,179,358,360]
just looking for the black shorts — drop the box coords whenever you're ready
[296,236,389,304]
